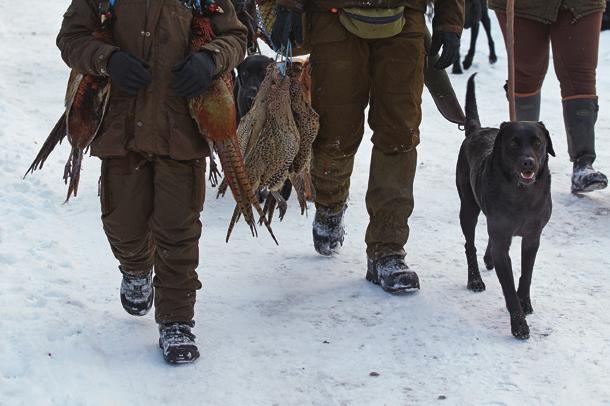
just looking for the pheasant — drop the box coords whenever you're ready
[221,63,302,239]
[264,61,319,222]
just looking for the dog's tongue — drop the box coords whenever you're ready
[521,171,535,180]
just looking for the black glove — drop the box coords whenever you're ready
[429,31,461,70]
[107,51,152,96]
[271,5,303,51]
[171,51,216,98]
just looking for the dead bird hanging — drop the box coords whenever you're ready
[219,60,319,239]
[24,1,115,202]
[187,7,277,244]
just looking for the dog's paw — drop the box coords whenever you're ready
[510,313,530,339]
[489,53,498,65]
[462,55,474,70]
[519,296,533,315]
[467,277,486,292]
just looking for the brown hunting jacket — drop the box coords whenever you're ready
[278,0,464,34]
[488,0,606,23]
[57,0,247,160]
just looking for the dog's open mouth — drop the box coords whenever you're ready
[520,171,536,184]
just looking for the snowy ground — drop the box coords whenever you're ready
[1,1,610,405]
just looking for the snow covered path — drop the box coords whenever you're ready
[1,1,609,405]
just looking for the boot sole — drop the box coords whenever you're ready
[366,271,420,293]
[159,340,200,364]
[572,180,608,194]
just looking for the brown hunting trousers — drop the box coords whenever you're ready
[496,10,603,99]
[100,153,205,323]
[307,9,425,259]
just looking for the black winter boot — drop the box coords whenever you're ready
[120,267,154,316]
[572,160,608,193]
[515,92,541,121]
[159,322,200,364]
[366,256,420,293]
[563,98,608,193]
[313,205,346,256]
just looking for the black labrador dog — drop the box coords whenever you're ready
[456,74,555,339]
[234,54,274,120]
[453,0,497,74]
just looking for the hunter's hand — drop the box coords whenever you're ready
[107,51,152,96]
[171,51,216,98]
[271,5,303,51]
[429,31,460,70]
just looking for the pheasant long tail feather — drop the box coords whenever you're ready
[224,135,277,243]
[215,140,256,238]
[24,114,67,178]
[218,137,277,244]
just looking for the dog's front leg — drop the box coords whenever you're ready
[518,233,541,315]
[489,227,530,339]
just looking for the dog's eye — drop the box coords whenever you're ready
[509,138,519,148]
[533,139,542,148]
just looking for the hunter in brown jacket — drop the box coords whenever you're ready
[271,0,464,292]
[57,0,247,364]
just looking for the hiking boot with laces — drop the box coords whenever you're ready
[159,322,200,364]
[312,205,346,256]
[366,256,420,293]
[571,160,608,194]
[120,267,154,316]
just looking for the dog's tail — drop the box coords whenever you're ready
[465,73,481,136]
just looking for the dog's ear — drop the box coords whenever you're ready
[492,122,510,157]
[537,122,555,157]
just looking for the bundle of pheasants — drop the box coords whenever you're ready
[219,61,319,241]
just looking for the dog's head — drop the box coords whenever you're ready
[235,55,274,116]
[494,121,555,186]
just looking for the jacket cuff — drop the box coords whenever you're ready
[95,44,120,77]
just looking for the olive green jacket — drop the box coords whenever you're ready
[488,0,606,23]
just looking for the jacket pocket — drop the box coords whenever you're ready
[166,98,208,160]
[92,97,132,157]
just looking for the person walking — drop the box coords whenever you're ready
[489,0,608,193]
[272,0,464,292]
[57,0,246,364]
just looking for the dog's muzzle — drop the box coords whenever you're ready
[519,157,538,185]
